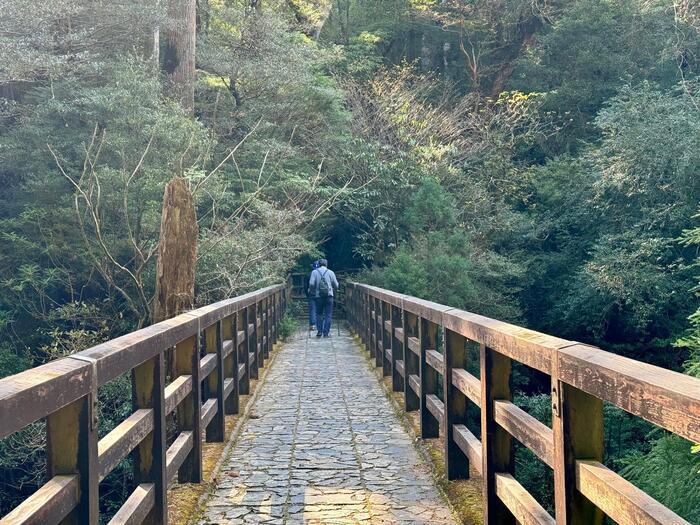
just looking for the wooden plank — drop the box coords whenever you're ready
[0,359,91,439]
[494,400,553,468]
[426,349,444,375]
[174,335,201,483]
[46,389,98,523]
[248,352,255,367]
[426,394,445,427]
[385,347,392,363]
[445,329,469,480]
[201,398,217,429]
[575,461,691,525]
[420,320,440,439]
[237,330,245,343]
[238,363,246,381]
[552,373,604,525]
[165,431,194,484]
[106,484,155,525]
[0,475,79,525]
[481,343,515,524]
[164,375,192,414]
[204,321,225,442]
[403,312,420,412]
[199,353,217,379]
[248,323,254,336]
[222,339,234,358]
[452,368,480,406]
[495,473,555,525]
[98,409,154,481]
[558,344,700,443]
[384,319,392,333]
[409,374,421,396]
[407,337,420,357]
[223,378,234,400]
[131,351,167,524]
[396,360,405,378]
[225,314,239,415]
[453,424,482,474]
[441,309,570,374]
[390,305,404,393]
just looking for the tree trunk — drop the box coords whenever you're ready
[162,0,196,115]
[153,177,198,323]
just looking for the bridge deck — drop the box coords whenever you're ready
[197,329,457,524]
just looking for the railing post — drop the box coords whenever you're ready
[420,318,440,438]
[249,303,259,380]
[271,292,278,345]
[256,300,264,371]
[46,389,99,524]
[240,307,251,394]
[374,297,382,368]
[382,301,391,377]
[263,296,270,360]
[364,292,371,352]
[225,313,239,414]
[404,312,419,412]
[174,335,202,483]
[552,353,604,525]
[205,321,225,442]
[444,329,469,480]
[391,304,404,393]
[480,344,514,523]
[132,351,168,524]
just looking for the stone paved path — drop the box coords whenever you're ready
[198,328,458,525]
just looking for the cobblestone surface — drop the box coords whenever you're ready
[198,329,457,525]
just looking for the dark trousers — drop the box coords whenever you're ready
[316,296,334,335]
[308,296,317,327]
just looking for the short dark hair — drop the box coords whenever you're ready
[319,259,328,267]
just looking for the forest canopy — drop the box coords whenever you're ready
[0,0,699,521]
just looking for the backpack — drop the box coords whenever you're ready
[317,269,331,297]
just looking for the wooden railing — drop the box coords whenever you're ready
[0,284,286,525]
[346,282,700,525]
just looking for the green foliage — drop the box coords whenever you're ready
[621,434,700,522]
[279,313,300,341]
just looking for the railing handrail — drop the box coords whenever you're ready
[0,283,285,440]
[0,283,287,525]
[346,281,699,525]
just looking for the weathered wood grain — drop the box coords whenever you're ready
[453,424,482,474]
[495,473,555,525]
[558,344,700,443]
[164,375,192,414]
[494,400,553,467]
[452,368,480,406]
[409,374,421,396]
[407,336,420,357]
[0,359,91,439]
[0,475,78,525]
[106,484,155,525]
[426,394,445,428]
[201,398,217,429]
[575,461,691,525]
[425,349,444,375]
[98,409,154,481]
[165,431,194,484]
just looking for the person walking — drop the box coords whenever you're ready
[308,259,339,338]
[307,259,320,332]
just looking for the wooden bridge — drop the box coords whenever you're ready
[0,282,699,524]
